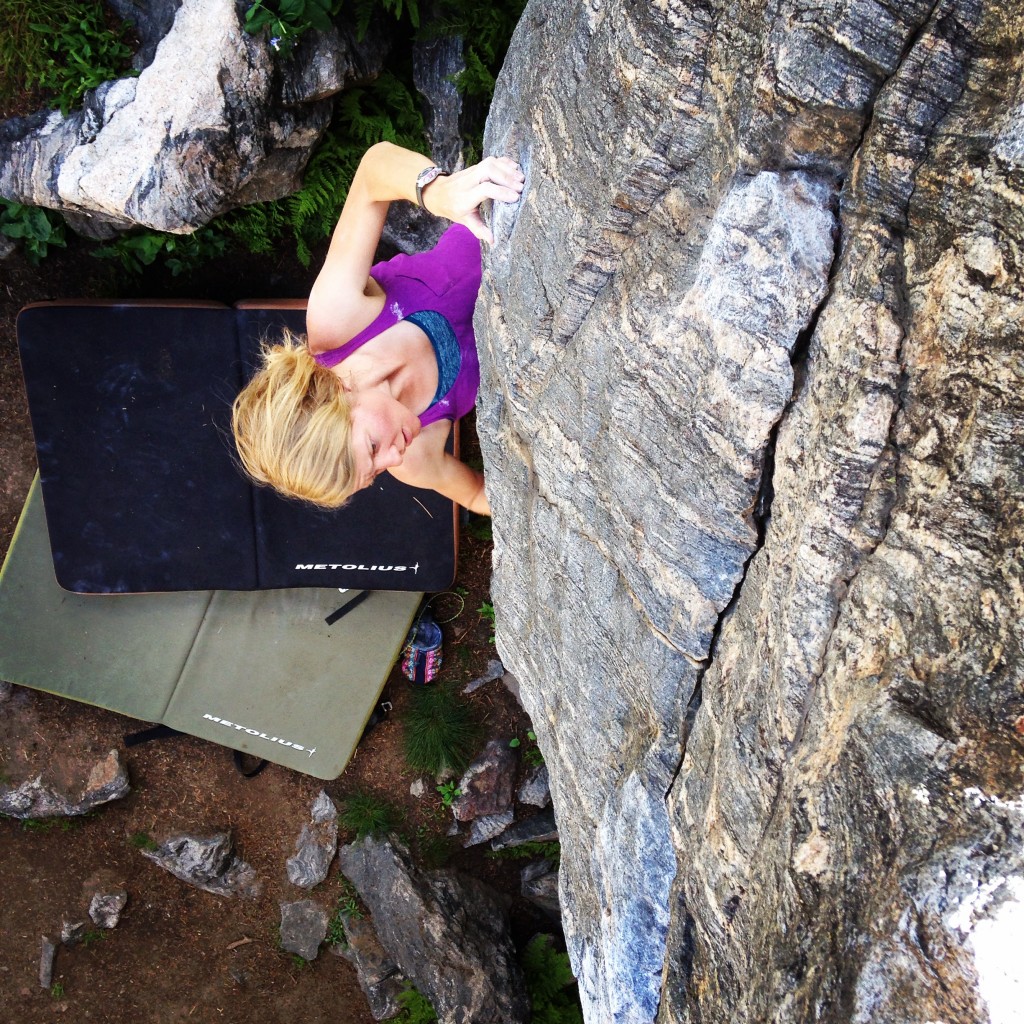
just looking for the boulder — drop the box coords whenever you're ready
[286,790,338,889]
[141,831,260,898]
[339,835,529,1024]
[279,900,329,961]
[489,808,558,851]
[451,739,517,822]
[481,1,1024,1022]
[517,764,551,808]
[0,0,385,236]
[521,860,560,918]
[332,913,408,1020]
[89,888,128,929]
[0,749,129,818]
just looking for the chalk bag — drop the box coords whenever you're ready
[401,610,443,685]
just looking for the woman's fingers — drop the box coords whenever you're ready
[440,155,525,243]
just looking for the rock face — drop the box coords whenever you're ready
[0,0,384,236]
[480,2,1024,1023]
[339,835,530,1024]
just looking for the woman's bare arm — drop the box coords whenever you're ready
[307,143,524,349]
[389,420,491,516]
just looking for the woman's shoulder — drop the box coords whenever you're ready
[307,275,388,355]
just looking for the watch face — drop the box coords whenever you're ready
[416,166,443,207]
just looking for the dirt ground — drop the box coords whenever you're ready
[0,232,540,1023]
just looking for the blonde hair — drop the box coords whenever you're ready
[232,329,358,509]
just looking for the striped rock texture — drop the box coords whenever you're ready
[478,1,1024,1022]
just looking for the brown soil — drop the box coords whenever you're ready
[0,232,541,1023]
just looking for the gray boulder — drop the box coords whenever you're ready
[280,899,329,961]
[332,913,408,1020]
[521,860,560,918]
[339,835,529,1024]
[0,749,129,818]
[480,1,1024,1022]
[89,888,128,929]
[490,808,558,852]
[286,790,338,889]
[141,831,260,898]
[0,0,384,237]
[517,764,551,808]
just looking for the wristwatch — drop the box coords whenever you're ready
[415,165,448,209]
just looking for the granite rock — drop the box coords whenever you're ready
[339,835,529,1024]
[481,1,1024,1022]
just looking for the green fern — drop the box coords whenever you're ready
[521,934,583,1024]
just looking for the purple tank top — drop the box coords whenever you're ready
[312,224,482,427]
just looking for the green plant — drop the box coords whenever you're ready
[129,831,158,851]
[395,983,437,1024]
[436,780,462,808]
[290,953,310,968]
[28,4,137,115]
[339,790,404,839]
[487,840,561,864]
[80,928,108,948]
[466,517,492,542]
[413,828,452,870]
[510,730,544,766]
[326,878,364,945]
[243,0,341,54]
[92,227,227,276]
[49,981,65,999]
[477,600,496,644]
[20,816,76,833]
[403,683,481,777]
[0,200,67,265]
[0,0,136,111]
[520,933,583,1024]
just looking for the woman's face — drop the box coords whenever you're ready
[348,386,421,490]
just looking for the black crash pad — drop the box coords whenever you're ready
[16,301,457,594]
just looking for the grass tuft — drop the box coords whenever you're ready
[338,791,404,840]
[402,683,481,778]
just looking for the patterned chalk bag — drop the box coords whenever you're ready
[401,610,443,684]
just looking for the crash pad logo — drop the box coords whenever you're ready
[294,562,419,574]
[202,714,316,758]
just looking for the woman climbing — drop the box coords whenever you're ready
[232,141,525,516]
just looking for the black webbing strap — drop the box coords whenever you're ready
[325,589,370,625]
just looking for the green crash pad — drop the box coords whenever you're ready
[0,478,421,779]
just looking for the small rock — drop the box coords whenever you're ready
[89,889,128,929]
[490,809,559,851]
[60,920,87,946]
[333,914,408,1020]
[286,791,338,889]
[465,809,515,848]
[521,860,561,917]
[141,831,260,898]
[501,671,524,709]
[463,659,505,694]
[0,749,130,819]
[517,764,551,808]
[39,936,56,988]
[280,900,329,961]
[409,778,427,799]
[452,740,517,822]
